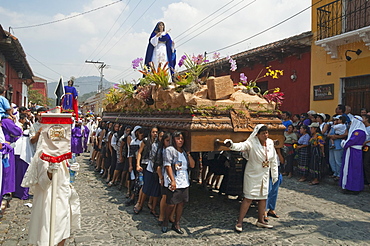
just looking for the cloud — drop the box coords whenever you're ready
[0,0,311,85]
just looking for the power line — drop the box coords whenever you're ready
[11,0,122,29]
[177,0,256,48]
[109,66,133,81]
[26,52,68,78]
[92,0,144,60]
[174,0,237,40]
[99,0,157,60]
[208,0,324,53]
[33,72,56,81]
[86,0,131,62]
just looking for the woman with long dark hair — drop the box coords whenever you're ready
[155,132,174,225]
[117,126,132,191]
[308,122,325,185]
[108,124,125,187]
[133,127,161,215]
[296,125,311,182]
[162,131,195,234]
[125,126,145,206]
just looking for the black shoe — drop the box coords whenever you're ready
[161,226,168,233]
[171,223,184,234]
[125,198,134,206]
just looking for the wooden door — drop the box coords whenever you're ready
[343,75,370,114]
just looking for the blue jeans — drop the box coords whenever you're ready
[266,173,283,211]
[329,149,343,177]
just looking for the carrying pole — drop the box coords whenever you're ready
[49,168,58,246]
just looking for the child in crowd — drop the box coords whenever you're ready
[329,115,346,148]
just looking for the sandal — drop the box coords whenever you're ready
[150,210,159,218]
[107,181,114,187]
[267,211,279,218]
[133,206,142,214]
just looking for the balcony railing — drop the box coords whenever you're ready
[317,0,370,40]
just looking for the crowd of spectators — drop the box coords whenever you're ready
[280,105,370,193]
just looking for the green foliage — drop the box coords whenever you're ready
[118,82,135,98]
[47,98,56,108]
[139,62,170,88]
[105,88,123,105]
[28,85,47,105]
[78,91,96,103]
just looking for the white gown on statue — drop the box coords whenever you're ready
[150,32,174,81]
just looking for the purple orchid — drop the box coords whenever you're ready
[213,52,220,60]
[178,55,187,67]
[229,57,237,71]
[240,73,248,85]
[132,57,143,70]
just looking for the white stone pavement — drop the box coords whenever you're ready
[1,152,370,245]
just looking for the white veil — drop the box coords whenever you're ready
[343,115,368,146]
[241,124,265,160]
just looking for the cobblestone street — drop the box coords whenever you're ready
[1,152,370,245]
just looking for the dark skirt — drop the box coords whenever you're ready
[166,187,189,204]
[142,169,161,197]
[297,146,310,176]
[109,149,117,177]
[116,158,128,171]
[14,156,29,200]
[309,145,323,179]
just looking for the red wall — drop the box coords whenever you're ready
[33,82,47,99]
[5,61,24,106]
[224,52,311,115]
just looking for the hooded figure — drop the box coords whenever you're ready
[340,115,368,191]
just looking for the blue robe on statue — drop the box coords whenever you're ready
[144,22,176,75]
[62,86,78,114]
[71,126,83,154]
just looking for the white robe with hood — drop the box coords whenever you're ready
[228,124,279,199]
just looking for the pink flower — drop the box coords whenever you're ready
[229,57,237,71]
[240,73,247,84]
[213,52,220,60]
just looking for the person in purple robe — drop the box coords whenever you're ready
[1,143,15,206]
[71,121,83,155]
[13,129,33,200]
[1,118,22,143]
[144,21,176,76]
[340,115,368,192]
[83,123,90,152]
[62,78,78,116]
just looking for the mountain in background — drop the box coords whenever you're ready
[47,76,115,99]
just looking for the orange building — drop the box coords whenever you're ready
[311,0,370,115]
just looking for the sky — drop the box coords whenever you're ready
[0,0,312,88]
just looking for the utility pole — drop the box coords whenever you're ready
[85,60,106,92]
[85,60,107,116]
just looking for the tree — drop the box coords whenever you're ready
[28,85,47,106]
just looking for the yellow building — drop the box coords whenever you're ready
[311,0,370,115]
